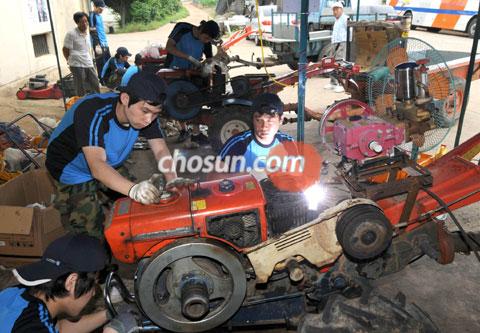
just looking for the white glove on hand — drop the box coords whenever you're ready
[187,55,202,68]
[128,180,161,205]
[166,177,195,189]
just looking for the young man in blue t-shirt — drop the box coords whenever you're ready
[0,234,136,333]
[45,72,177,238]
[165,20,221,145]
[220,93,294,173]
[89,0,111,80]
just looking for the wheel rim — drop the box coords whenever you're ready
[136,242,246,333]
[220,119,250,144]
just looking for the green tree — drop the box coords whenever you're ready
[104,0,133,27]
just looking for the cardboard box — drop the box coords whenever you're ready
[0,169,65,260]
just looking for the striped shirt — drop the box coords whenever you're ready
[220,130,294,172]
[46,93,163,184]
[0,287,58,333]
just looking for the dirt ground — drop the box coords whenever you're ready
[0,2,479,332]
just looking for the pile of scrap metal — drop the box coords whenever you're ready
[0,115,54,183]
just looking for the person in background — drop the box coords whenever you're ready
[89,0,111,80]
[101,47,131,89]
[63,11,100,97]
[324,1,348,93]
[120,54,143,87]
[165,20,222,146]
[220,93,294,173]
[0,234,138,333]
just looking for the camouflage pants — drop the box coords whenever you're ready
[53,166,132,239]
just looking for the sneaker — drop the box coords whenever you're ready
[176,129,189,143]
[191,133,210,146]
[324,83,335,90]
[333,85,345,93]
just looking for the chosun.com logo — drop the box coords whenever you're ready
[158,142,323,192]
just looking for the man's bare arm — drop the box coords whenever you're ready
[82,146,135,195]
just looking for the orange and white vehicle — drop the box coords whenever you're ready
[388,0,478,37]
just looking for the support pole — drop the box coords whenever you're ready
[46,0,67,112]
[454,4,480,146]
[296,0,309,142]
[356,0,360,21]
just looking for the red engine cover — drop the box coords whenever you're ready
[105,175,268,263]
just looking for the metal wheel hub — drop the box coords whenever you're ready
[220,119,250,144]
[135,241,247,333]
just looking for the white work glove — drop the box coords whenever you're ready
[187,55,202,68]
[95,45,102,55]
[166,177,195,190]
[128,179,161,205]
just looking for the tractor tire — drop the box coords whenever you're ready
[298,291,439,333]
[287,62,299,70]
[208,107,253,153]
[467,17,477,38]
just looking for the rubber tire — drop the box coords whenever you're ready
[208,107,253,153]
[287,62,299,70]
[467,17,477,38]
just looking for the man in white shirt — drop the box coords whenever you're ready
[325,1,348,93]
[63,11,100,96]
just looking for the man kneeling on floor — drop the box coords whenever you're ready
[45,72,177,239]
[0,234,138,333]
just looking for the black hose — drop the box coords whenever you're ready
[421,187,480,262]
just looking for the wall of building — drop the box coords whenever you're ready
[0,0,90,91]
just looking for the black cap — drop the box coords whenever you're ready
[13,234,107,286]
[252,93,284,116]
[116,46,132,57]
[93,0,106,8]
[200,20,221,40]
[134,53,143,66]
[121,71,167,106]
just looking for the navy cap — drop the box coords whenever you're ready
[252,93,284,116]
[93,0,106,8]
[117,46,132,57]
[121,71,167,106]
[13,234,107,286]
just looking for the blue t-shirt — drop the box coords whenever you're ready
[101,57,130,80]
[220,130,294,172]
[120,65,140,87]
[165,22,213,70]
[0,287,58,333]
[89,12,108,47]
[46,93,164,184]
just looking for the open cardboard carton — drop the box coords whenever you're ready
[0,169,65,266]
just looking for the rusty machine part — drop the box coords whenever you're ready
[135,239,247,332]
